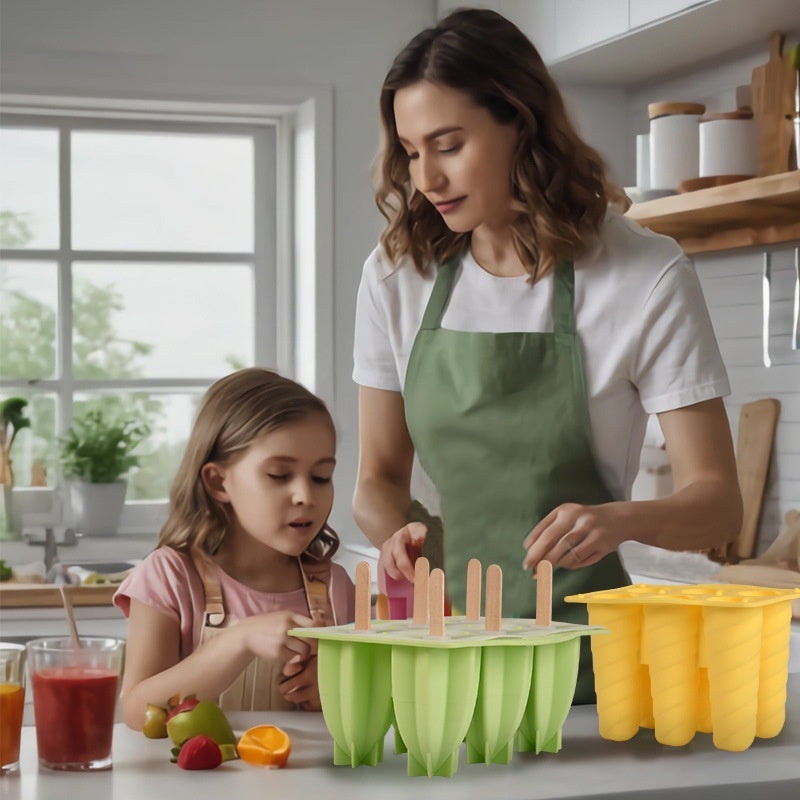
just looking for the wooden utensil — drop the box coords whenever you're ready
[751,32,795,175]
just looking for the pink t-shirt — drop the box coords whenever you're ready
[113,547,355,659]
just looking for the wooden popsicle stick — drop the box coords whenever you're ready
[466,558,482,621]
[485,564,502,632]
[355,561,371,630]
[428,568,445,637]
[535,560,553,627]
[413,556,430,625]
[375,592,389,621]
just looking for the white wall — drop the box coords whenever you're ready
[3,1,798,555]
[0,0,438,542]
[623,49,800,555]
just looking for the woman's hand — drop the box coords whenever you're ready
[280,656,322,710]
[239,610,315,665]
[378,521,427,586]
[522,502,625,572]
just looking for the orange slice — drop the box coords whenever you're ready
[237,725,291,768]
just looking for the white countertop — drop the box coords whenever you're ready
[4,675,799,800]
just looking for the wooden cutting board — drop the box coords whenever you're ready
[751,32,796,176]
[0,582,117,608]
[735,398,781,560]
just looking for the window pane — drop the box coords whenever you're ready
[0,391,58,487]
[0,128,59,249]
[75,391,202,501]
[0,260,58,380]
[72,131,254,252]
[72,262,253,379]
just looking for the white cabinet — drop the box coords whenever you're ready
[628,0,704,29]
[554,0,629,57]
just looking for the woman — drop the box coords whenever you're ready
[352,8,741,702]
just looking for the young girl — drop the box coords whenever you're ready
[115,368,355,729]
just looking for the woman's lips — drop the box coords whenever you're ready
[434,196,466,214]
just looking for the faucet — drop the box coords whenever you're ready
[24,527,78,575]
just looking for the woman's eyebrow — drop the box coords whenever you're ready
[397,125,463,145]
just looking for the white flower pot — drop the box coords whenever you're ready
[67,480,127,537]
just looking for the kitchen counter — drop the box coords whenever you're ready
[5,676,799,800]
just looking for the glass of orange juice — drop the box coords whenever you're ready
[0,643,26,775]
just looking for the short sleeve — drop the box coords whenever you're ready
[113,548,199,625]
[633,256,730,414]
[353,247,403,391]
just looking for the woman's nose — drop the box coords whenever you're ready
[417,154,444,193]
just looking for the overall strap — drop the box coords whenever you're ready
[419,258,460,330]
[298,558,335,627]
[552,260,577,335]
[190,549,226,628]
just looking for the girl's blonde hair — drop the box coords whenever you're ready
[374,7,629,280]
[157,368,334,556]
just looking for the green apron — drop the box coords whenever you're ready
[404,257,630,704]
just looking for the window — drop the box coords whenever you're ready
[0,108,278,529]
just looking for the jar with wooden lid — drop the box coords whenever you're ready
[648,102,706,191]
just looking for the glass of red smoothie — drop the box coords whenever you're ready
[26,637,125,771]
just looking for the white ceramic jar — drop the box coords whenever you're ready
[648,101,705,191]
[699,112,758,177]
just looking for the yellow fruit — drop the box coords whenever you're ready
[237,725,291,768]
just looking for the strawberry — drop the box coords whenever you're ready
[176,735,223,770]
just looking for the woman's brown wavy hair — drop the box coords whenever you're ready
[157,368,334,557]
[375,7,629,280]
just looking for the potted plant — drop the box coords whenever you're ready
[59,408,149,537]
[1,397,31,538]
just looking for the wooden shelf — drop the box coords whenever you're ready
[625,172,800,254]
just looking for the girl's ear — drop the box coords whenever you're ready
[201,462,230,503]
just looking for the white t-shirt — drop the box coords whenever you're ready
[353,210,730,502]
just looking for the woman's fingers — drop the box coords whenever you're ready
[380,521,427,583]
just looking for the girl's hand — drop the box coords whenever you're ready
[240,610,314,665]
[279,656,321,710]
[378,521,427,586]
[522,502,625,572]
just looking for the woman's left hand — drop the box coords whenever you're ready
[522,502,625,572]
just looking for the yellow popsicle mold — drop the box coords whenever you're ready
[566,583,799,751]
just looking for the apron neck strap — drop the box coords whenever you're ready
[421,256,576,333]
[552,260,576,335]
[419,258,460,330]
[190,548,227,628]
[298,558,334,626]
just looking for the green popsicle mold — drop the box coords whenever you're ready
[465,644,533,764]
[517,637,580,753]
[292,617,604,776]
[393,645,481,776]
[316,638,393,766]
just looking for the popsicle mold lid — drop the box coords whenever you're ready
[290,617,606,648]
[564,583,800,607]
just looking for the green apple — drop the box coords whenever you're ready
[166,700,236,747]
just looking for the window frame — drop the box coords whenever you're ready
[0,92,328,533]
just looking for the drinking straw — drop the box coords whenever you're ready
[58,585,82,648]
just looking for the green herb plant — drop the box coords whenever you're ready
[0,397,31,485]
[59,409,149,484]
